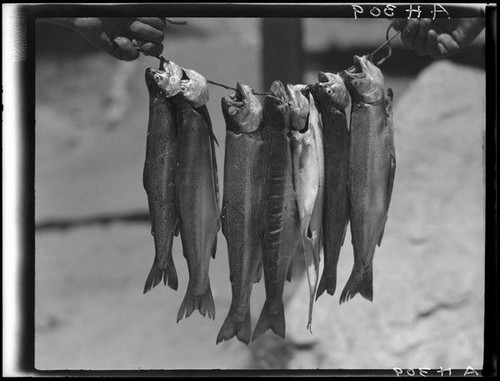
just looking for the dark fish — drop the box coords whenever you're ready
[217,83,264,345]
[309,72,351,299]
[289,84,324,331]
[252,80,301,341]
[143,60,183,293]
[174,66,220,321]
[339,55,396,303]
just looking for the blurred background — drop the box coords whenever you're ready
[35,17,485,370]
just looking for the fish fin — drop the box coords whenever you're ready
[211,235,217,259]
[216,310,252,345]
[286,257,294,282]
[198,104,221,212]
[177,282,216,323]
[252,260,263,284]
[252,300,285,341]
[197,105,219,147]
[174,218,180,237]
[339,263,373,304]
[143,257,178,293]
[377,213,389,247]
[316,269,336,300]
[220,201,228,238]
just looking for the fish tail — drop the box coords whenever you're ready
[339,264,373,304]
[316,263,337,300]
[251,300,285,341]
[176,281,216,322]
[216,310,251,345]
[143,259,178,294]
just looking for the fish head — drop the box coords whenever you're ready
[265,80,289,116]
[221,82,263,133]
[286,84,309,131]
[179,68,209,108]
[313,72,351,110]
[341,55,384,104]
[144,59,183,97]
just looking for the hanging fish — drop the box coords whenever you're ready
[339,55,396,303]
[309,72,351,299]
[216,83,264,345]
[252,80,301,341]
[289,84,324,331]
[174,66,220,321]
[143,59,183,293]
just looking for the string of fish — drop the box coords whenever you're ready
[146,24,400,96]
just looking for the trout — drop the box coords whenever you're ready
[289,84,324,331]
[143,59,183,293]
[309,72,351,299]
[217,83,264,345]
[252,80,301,341]
[174,66,220,321]
[339,55,396,303]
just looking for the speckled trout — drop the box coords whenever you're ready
[252,80,301,341]
[340,55,396,303]
[309,72,351,299]
[174,66,220,321]
[289,84,324,331]
[216,83,264,345]
[143,59,183,293]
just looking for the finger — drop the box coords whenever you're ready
[401,19,419,51]
[413,18,431,56]
[391,18,407,31]
[425,29,442,59]
[136,17,166,31]
[129,20,164,43]
[112,36,140,61]
[436,33,462,58]
[139,42,164,57]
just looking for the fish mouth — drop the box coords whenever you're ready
[269,80,288,103]
[341,55,368,80]
[318,71,332,83]
[222,82,248,108]
[144,68,165,91]
[145,60,183,97]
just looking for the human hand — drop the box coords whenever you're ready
[64,18,166,61]
[391,18,484,59]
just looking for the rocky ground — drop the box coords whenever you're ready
[34,18,485,371]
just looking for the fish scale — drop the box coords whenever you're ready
[340,55,396,304]
[217,83,264,345]
[252,81,301,341]
[309,74,351,300]
[142,67,180,294]
[174,85,220,323]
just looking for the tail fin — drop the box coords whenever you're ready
[316,266,337,300]
[339,264,373,304]
[252,300,285,341]
[216,309,252,345]
[176,282,215,322]
[143,260,178,294]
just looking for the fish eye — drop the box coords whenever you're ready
[352,79,360,87]
[180,85,186,92]
[326,88,334,96]
[228,107,238,116]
